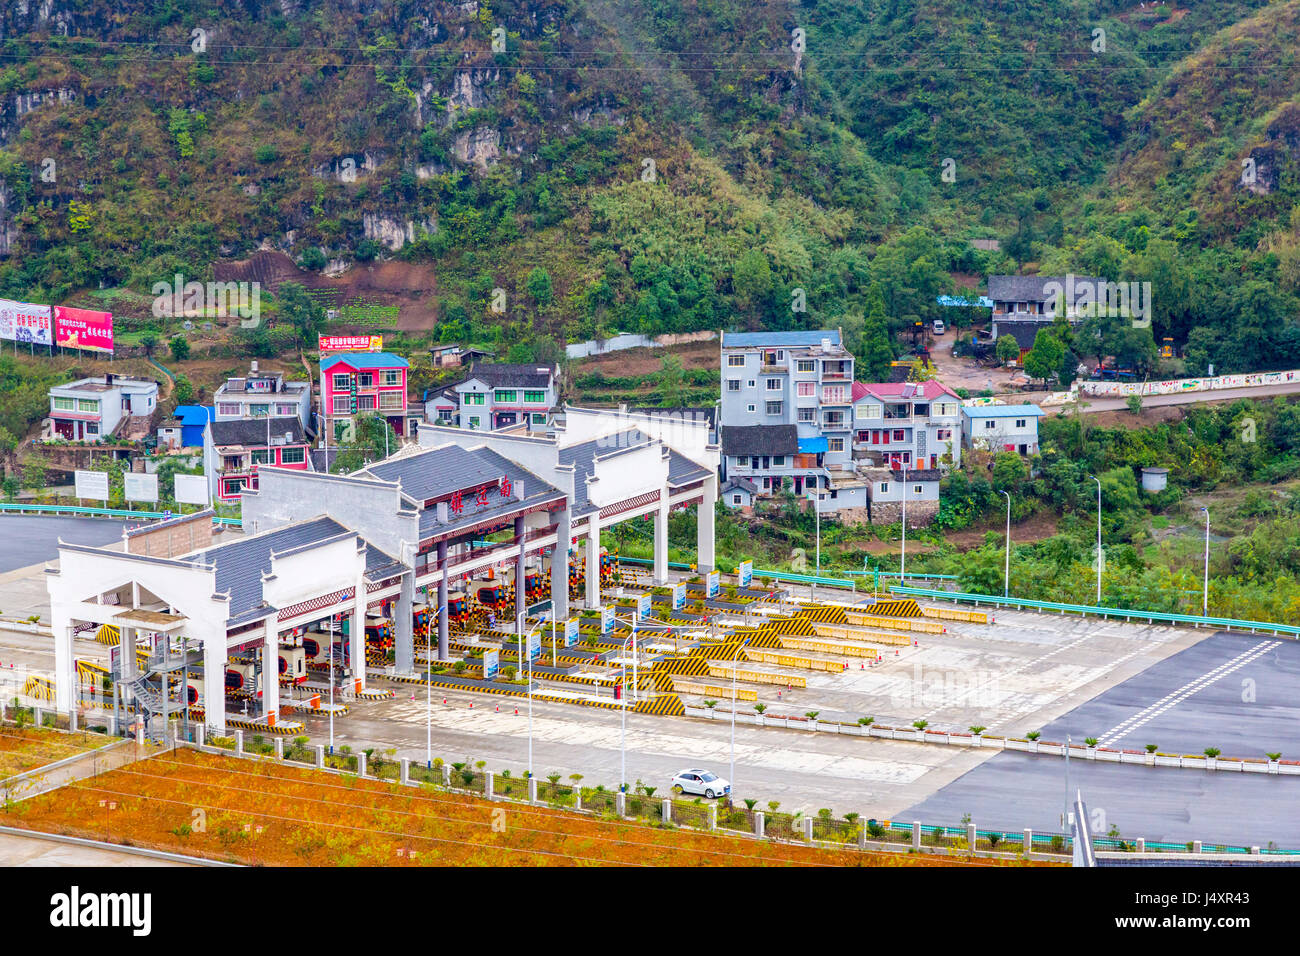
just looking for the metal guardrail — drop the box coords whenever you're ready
[0,502,241,527]
[889,585,1300,637]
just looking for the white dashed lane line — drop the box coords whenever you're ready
[1096,640,1281,747]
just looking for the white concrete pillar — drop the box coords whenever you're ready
[395,571,415,674]
[350,572,366,692]
[585,516,602,609]
[803,816,813,841]
[274,737,284,760]
[1023,829,1033,854]
[615,790,626,816]
[436,541,449,660]
[357,751,367,777]
[203,635,227,736]
[551,508,570,622]
[653,492,670,585]
[697,477,717,574]
[528,777,538,803]
[400,758,410,785]
[514,515,527,634]
[662,798,672,823]
[912,821,922,849]
[53,616,75,713]
[485,771,494,799]
[755,811,765,838]
[263,628,280,722]
[315,744,325,768]
[119,626,137,681]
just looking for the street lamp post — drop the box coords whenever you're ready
[1088,475,1102,604]
[730,636,750,797]
[813,490,820,602]
[900,461,908,583]
[1202,506,1210,617]
[1000,490,1011,598]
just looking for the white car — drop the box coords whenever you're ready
[932,319,946,335]
[671,769,731,799]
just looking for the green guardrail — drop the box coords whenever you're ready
[0,502,242,527]
[889,584,1300,638]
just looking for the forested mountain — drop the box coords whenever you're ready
[0,0,1298,373]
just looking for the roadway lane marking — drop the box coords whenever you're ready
[1096,640,1281,747]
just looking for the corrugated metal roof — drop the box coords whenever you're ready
[722,330,842,348]
[961,404,1045,418]
[321,352,410,370]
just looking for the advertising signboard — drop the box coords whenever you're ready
[637,593,651,621]
[173,473,210,506]
[601,605,615,635]
[739,560,753,588]
[124,473,159,503]
[319,334,382,353]
[564,617,578,648]
[74,469,109,501]
[706,570,720,599]
[482,649,500,681]
[54,306,114,353]
[672,583,686,611]
[527,631,541,662]
[0,300,52,346]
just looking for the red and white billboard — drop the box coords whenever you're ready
[319,334,382,353]
[54,306,114,353]
[0,299,52,346]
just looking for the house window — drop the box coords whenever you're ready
[765,401,783,415]
[77,399,99,413]
[85,422,99,435]
[468,416,481,429]
[332,373,351,391]
[984,420,996,430]
[766,378,781,391]
[381,369,402,387]
[356,395,377,411]
[495,389,517,403]
[735,457,748,468]
[747,404,756,413]
[879,482,889,494]
[773,455,786,467]
[251,449,272,465]
[797,407,815,423]
[893,429,905,442]
[732,494,743,505]
[464,392,485,405]
[531,412,546,425]
[250,404,270,418]
[727,354,745,367]
[524,390,545,404]
[52,396,75,411]
[276,403,297,416]
[280,447,305,465]
[437,409,453,422]
[358,373,374,388]
[379,392,403,410]
[727,379,741,392]
[796,382,815,397]
[913,485,923,495]
[796,360,815,373]
[937,428,952,440]
[1015,419,1027,428]
[828,438,845,453]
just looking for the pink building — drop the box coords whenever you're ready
[319,351,410,440]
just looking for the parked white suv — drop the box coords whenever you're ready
[932,319,946,335]
[670,769,731,799]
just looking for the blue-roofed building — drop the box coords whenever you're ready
[961,403,1046,455]
[719,328,853,502]
[157,404,214,451]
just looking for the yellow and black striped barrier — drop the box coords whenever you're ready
[95,624,121,646]
[634,694,686,717]
[864,598,924,618]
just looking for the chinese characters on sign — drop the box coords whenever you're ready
[318,334,383,353]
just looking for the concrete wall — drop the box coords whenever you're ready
[124,509,215,559]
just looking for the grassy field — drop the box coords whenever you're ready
[1,749,1051,867]
[0,726,110,779]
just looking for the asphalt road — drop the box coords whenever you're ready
[1052,382,1300,415]
[0,516,129,572]
[901,751,1300,849]
[1034,631,1300,759]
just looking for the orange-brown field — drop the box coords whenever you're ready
[0,727,108,778]
[1,749,1056,866]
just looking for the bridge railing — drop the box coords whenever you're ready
[0,502,241,527]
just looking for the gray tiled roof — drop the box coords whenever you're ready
[209,417,305,447]
[559,429,650,517]
[463,362,554,388]
[720,424,798,458]
[987,275,1103,304]
[182,516,403,628]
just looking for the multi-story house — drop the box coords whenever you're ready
[213,361,313,432]
[203,418,313,502]
[961,403,1045,456]
[988,275,1101,359]
[454,363,557,432]
[48,374,158,442]
[719,330,854,500]
[851,381,964,471]
[319,351,410,440]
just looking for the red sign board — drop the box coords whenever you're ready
[319,334,382,353]
[54,306,114,353]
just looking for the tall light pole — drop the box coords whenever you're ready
[1202,506,1210,617]
[1000,490,1011,598]
[900,460,908,583]
[811,490,821,603]
[729,637,749,796]
[426,587,433,769]
[1088,474,1102,604]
